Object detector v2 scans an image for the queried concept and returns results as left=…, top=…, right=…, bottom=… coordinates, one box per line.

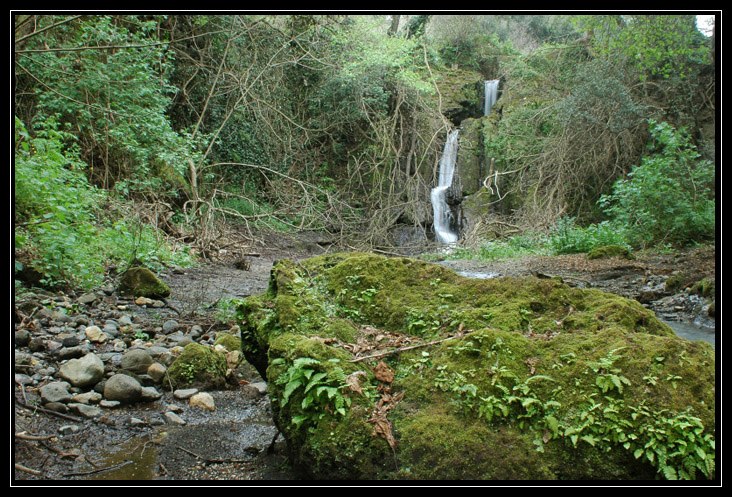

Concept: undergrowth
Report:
left=432, top=218, right=631, bottom=263
left=403, top=337, right=715, bottom=480
left=14, top=116, right=194, bottom=292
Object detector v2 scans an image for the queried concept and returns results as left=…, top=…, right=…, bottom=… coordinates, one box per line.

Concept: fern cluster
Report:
left=272, top=357, right=352, bottom=432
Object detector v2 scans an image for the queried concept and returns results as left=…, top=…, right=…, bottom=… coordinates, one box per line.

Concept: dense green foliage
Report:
left=14, top=116, right=192, bottom=290
left=15, top=15, right=196, bottom=194
left=478, top=14, right=714, bottom=231
left=573, top=15, right=710, bottom=81
left=598, top=119, right=715, bottom=247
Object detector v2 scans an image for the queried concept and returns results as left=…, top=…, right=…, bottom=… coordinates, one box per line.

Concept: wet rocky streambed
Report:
left=13, top=241, right=716, bottom=482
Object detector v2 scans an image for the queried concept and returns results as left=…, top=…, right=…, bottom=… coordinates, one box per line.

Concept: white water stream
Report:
left=484, top=80, right=499, bottom=116
left=431, top=129, right=460, bottom=244
left=431, top=81, right=500, bottom=244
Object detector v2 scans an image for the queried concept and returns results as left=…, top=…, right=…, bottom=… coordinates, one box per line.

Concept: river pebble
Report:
left=85, top=325, right=109, bottom=343
left=189, top=392, right=216, bottom=411
left=164, top=411, right=187, bottom=425
left=120, top=348, right=154, bottom=374
left=174, top=388, right=199, bottom=400
left=104, top=374, right=143, bottom=404
left=40, top=381, right=72, bottom=404
left=59, top=353, right=105, bottom=388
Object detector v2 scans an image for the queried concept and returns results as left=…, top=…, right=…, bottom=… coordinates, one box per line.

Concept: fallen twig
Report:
left=61, top=460, right=133, bottom=477
left=15, top=463, right=42, bottom=476
left=349, top=333, right=464, bottom=363
left=15, top=431, right=58, bottom=441
left=15, top=398, right=83, bottom=422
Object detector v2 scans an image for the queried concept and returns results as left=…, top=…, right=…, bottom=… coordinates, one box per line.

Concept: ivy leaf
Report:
left=695, top=447, right=707, bottom=460
left=581, top=435, right=597, bottom=447
left=545, top=415, right=559, bottom=435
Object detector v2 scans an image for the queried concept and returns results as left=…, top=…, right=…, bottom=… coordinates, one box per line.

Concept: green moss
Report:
left=434, top=67, right=485, bottom=123
left=323, top=318, right=359, bottom=343
left=165, top=343, right=228, bottom=390
left=117, top=267, right=171, bottom=299
left=214, top=332, right=241, bottom=352
left=393, top=406, right=556, bottom=480
left=296, top=404, right=394, bottom=479
left=274, top=295, right=303, bottom=329
left=564, top=288, right=673, bottom=336
left=393, top=326, right=714, bottom=480
left=237, top=253, right=716, bottom=480
left=690, top=277, right=715, bottom=298
left=586, top=244, right=634, bottom=260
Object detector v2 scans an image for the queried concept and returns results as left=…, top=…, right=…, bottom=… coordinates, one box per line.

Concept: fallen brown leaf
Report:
left=524, top=357, right=541, bottom=375
left=373, top=360, right=394, bottom=383
left=345, top=371, right=368, bottom=396
left=369, top=417, right=397, bottom=450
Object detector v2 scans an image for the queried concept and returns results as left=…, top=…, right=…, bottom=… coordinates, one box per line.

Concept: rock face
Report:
left=436, top=68, right=486, bottom=126
left=237, top=253, right=716, bottom=481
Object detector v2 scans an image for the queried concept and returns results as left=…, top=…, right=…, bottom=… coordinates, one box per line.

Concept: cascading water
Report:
left=431, top=129, right=460, bottom=244
left=431, top=81, right=499, bottom=244
left=484, top=80, right=499, bottom=116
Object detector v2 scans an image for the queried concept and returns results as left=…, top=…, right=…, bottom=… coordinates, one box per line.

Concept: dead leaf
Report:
left=345, top=371, right=367, bottom=396
left=524, top=357, right=541, bottom=375
left=369, top=417, right=397, bottom=450
left=373, top=361, right=394, bottom=383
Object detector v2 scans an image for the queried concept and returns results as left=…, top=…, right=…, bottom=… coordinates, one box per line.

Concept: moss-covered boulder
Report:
left=586, top=245, right=634, bottom=260
left=165, top=343, right=228, bottom=390
left=690, top=277, right=715, bottom=299
left=236, top=253, right=716, bottom=481
left=214, top=332, right=241, bottom=352
left=118, top=267, right=171, bottom=299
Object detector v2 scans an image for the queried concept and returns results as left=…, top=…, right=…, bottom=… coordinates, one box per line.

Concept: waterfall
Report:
left=431, top=82, right=498, bottom=244
left=431, top=129, right=459, bottom=244
left=484, top=80, right=499, bottom=116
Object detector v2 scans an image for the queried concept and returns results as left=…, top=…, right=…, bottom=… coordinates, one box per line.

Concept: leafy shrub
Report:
left=272, top=357, right=352, bottom=432
left=598, top=120, right=715, bottom=247
left=17, top=15, right=196, bottom=195
left=15, top=117, right=192, bottom=290
left=15, top=116, right=104, bottom=288
left=548, top=217, right=631, bottom=255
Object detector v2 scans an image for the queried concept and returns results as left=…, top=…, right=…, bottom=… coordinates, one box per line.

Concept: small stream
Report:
left=81, top=390, right=285, bottom=481
left=663, top=319, right=716, bottom=348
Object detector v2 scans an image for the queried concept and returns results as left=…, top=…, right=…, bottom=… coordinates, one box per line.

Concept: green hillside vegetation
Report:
left=14, top=13, right=715, bottom=295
